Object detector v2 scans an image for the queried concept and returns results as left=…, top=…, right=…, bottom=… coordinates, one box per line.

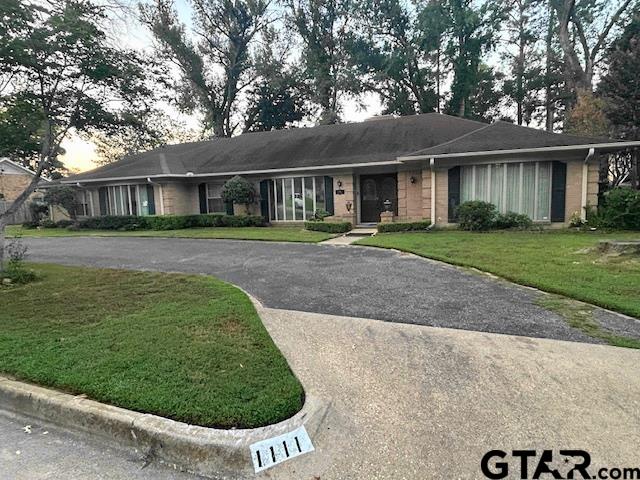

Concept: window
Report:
left=460, top=162, right=552, bottom=221
left=97, top=185, right=155, bottom=216
left=206, top=183, right=224, bottom=213
left=268, top=176, right=326, bottom=221
left=76, top=190, right=90, bottom=216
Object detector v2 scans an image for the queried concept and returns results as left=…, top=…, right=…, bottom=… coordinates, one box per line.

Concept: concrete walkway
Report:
left=256, top=305, right=640, bottom=479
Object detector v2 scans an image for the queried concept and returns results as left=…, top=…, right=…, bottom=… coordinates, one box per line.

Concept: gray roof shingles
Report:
left=405, top=120, right=611, bottom=157
left=66, top=113, right=486, bottom=181
left=66, top=114, right=617, bottom=182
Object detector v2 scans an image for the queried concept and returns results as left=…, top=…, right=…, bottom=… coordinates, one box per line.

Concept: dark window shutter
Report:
left=98, top=187, right=108, bottom=216
left=448, top=166, right=461, bottom=222
left=259, top=180, right=270, bottom=220
left=324, top=176, right=334, bottom=215
left=225, top=201, right=234, bottom=215
left=147, top=185, right=156, bottom=215
left=198, top=183, right=207, bottom=214
left=551, top=161, right=566, bottom=222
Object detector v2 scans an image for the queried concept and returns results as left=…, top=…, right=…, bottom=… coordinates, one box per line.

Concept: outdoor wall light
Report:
left=337, top=180, right=343, bottom=187
left=346, top=200, right=352, bottom=212
left=410, top=176, right=416, bottom=184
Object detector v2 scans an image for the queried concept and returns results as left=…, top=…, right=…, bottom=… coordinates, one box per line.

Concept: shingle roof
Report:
left=65, top=113, right=486, bottom=182
left=404, top=121, right=611, bottom=157
left=65, top=115, right=625, bottom=183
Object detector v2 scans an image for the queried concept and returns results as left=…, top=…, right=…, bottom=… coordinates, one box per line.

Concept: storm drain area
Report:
left=249, top=425, right=314, bottom=473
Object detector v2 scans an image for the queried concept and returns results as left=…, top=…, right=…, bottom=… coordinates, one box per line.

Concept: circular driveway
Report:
left=22, top=236, right=607, bottom=344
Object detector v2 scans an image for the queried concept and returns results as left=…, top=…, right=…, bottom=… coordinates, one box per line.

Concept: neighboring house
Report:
left=0, top=158, right=49, bottom=224
left=61, top=113, right=640, bottom=226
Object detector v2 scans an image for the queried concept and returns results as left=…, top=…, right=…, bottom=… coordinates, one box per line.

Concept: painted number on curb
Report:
left=250, top=425, right=314, bottom=473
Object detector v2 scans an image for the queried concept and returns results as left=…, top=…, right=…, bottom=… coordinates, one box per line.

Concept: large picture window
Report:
left=268, top=176, right=326, bottom=221
left=206, top=183, right=225, bottom=213
left=98, top=185, right=155, bottom=216
left=460, top=162, right=552, bottom=221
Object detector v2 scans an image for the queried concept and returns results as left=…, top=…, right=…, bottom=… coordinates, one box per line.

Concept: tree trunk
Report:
left=0, top=220, right=5, bottom=273
left=632, top=149, right=639, bottom=190
left=545, top=4, right=554, bottom=132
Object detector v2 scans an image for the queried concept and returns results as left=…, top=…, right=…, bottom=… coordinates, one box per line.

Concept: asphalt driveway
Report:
left=21, top=236, right=636, bottom=344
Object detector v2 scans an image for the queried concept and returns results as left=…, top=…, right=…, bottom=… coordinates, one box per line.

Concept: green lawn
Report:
left=5, top=225, right=332, bottom=242
left=357, top=230, right=640, bottom=319
left=0, top=264, right=304, bottom=428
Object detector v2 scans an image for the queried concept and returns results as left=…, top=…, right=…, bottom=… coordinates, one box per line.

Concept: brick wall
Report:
left=434, top=169, right=449, bottom=225
left=0, top=173, right=33, bottom=202
left=160, top=183, right=199, bottom=215
left=397, top=170, right=424, bottom=220
left=331, top=174, right=356, bottom=224
left=565, top=159, right=599, bottom=220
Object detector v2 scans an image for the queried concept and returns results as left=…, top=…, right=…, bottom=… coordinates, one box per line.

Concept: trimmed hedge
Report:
left=77, top=214, right=266, bottom=231
left=304, top=221, right=352, bottom=233
left=378, top=220, right=432, bottom=233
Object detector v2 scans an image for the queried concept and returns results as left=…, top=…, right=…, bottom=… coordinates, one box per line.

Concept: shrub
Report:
left=40, top=219, right=56, bottom=228
left=591, top=187, right=640, bottom=230
left=569, top=211, right=586, bottom=228
left=79, top=215, right=149, bottom=231
left=222, top=176, right=256, bottom=209
left=308, top=209, right=332, bottom=221
left=55, top=219, right=75, bottom=228
left=1, top=237, right=37, bottom=285
left=29, top=202, right=49, bottom=223
left=494, top=212, right=533, bottom=230
left=304, top=221, right=352, bottom=233
left=21, top=221, right=39, bottom=229
left=76, top=214, right=265, bottom=231
left=457, top=201, right=497, bottom=231
left=43, top=186, right=81, bottom=219
left=378, top=220, right=432, bottom=233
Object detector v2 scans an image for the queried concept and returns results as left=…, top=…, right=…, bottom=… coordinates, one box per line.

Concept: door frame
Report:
left=356, top=172, right=398, bottom=224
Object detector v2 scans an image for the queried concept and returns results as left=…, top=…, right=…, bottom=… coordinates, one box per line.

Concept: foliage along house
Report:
left=60, top=113, right=640, bottom=227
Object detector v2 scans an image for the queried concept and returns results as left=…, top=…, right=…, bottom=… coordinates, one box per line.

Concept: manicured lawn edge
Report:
left=0, top=264, right=305, bottom=429
left=5, top=225, right=334, bottom=243
left=356, top=231, right=640, bottom=320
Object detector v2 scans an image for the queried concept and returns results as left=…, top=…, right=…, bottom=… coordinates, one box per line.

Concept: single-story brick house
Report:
left=60, top=113, right=639, bottom=226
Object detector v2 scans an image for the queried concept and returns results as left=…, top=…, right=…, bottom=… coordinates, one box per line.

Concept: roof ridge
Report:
left=416, top=121, right=493, bottom=154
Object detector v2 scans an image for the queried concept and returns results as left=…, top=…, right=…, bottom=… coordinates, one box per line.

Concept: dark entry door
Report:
left=360, top=174, right=397, bottom=223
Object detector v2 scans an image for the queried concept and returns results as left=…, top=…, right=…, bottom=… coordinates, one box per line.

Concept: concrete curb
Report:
left=0, top=376, right=327, bottom=479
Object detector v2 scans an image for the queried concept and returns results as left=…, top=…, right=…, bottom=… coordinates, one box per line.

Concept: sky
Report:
left=60, top=0, right=383, bottom=173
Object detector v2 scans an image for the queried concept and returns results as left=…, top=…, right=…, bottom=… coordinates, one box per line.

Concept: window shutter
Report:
left=147, top=185, right=156, bottom=215
left=550, top=161, right=566, bottom=222
left=259, top=180, right=270, bottom=220
left=98, top=187, right=108, bottom=216
left=198, top=183, right=207, bottom=214
left=225, top=201, right=234, bottom=215
left=324, top=176, right=334, bottom=215
left=448, top=166, right=461, bottom=222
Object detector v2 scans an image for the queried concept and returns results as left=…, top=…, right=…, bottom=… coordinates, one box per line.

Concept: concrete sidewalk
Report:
left=255, top=305, right=640, bottom=479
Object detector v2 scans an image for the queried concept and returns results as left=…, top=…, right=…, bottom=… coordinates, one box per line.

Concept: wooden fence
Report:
left=0, top=200, right=32, bottom=225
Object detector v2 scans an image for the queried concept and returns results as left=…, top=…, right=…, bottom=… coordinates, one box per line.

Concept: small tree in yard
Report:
left=0, top=0, right=153, bottom=271
left=43, top=186, right=80, bottom=221
left=221, top=176, right=256, bottom=214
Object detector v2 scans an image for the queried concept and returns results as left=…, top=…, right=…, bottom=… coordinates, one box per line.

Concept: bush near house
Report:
left=494, top=212, right=533, bottom=230
left=304, top=221, right=352, bottom=233
left=26, top=214, right=267, bottom=231
left=457, top=201, right=498, bottom=231
left=456, top=201, right=534, bottom=231
left=378, top=220, right=432, bottom=233
left=588, top=187, right=640, bottom=230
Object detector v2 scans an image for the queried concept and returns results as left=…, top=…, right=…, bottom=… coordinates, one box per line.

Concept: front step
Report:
left=346, top=228, right=377, bottom=237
